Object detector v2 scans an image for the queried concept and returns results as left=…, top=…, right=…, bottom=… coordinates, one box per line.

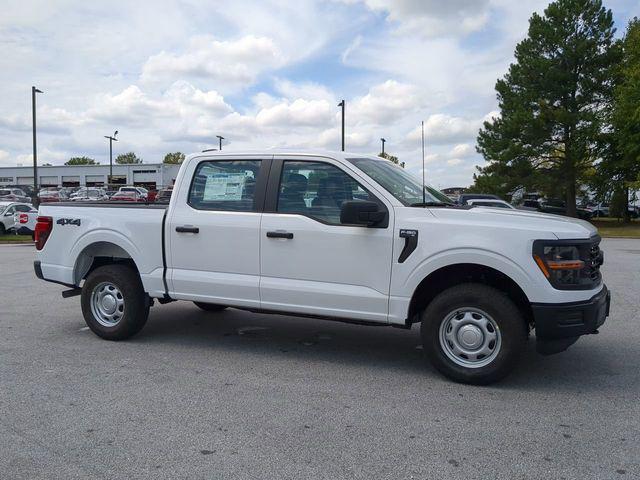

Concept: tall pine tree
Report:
left=476, top=0, right=619, bottom=216
left=601, top=18, right=640, bottom=221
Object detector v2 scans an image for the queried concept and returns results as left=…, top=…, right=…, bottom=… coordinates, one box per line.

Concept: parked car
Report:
left=0, top=202, right=36, bottom=234
left=0, top=188, right=31, bottom=203
left=467, top=199, right=516, bottom=209
left=457, top=193, right=500, bottom=205
left=118, top=186, right=148, bottom=199
left=13, top=209, right=38, bottom=236
left=38, top=189, right=63, bottom=203
left=146, top=190, right=158, bottom=203
left=34, top=150, right=610, bottom=385
left=540, top=199, right=593, bottom=220
left=518, top=198, right=592, bottom=220
left=70, top=188, right=108, bottom=202
left=109, top=191, right=145, bottom=202
left=155, top=187, right=173, bottom=203
left=6, top=184, right=36, bottom=198
left=587, top=203, right=610, bottom=217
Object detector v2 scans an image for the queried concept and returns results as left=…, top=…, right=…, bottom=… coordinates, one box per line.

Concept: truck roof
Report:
left=188, top=149, right=380, bottom=161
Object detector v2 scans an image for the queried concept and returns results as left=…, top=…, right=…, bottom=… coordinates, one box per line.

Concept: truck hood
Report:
left=427, top=206, right=597, bottom=240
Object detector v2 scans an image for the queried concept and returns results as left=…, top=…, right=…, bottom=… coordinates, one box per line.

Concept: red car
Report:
left=38, top=191, right=62, bottom=202
left=109, top=191, right=145, bottom=202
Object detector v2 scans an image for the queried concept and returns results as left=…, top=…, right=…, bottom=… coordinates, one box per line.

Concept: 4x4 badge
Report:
left=56, top=218, right=81, bottom=226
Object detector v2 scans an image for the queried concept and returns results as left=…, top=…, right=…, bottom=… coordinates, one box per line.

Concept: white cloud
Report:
left=141, top=35, right=285, bottom=91
left=406, top=114, right=481, bottom=146
left=449, top=143, right=474, bottom=157
left=0, top=150, right=12, bottom=167
left=1, top=0, right=636, bottom=191
left=350, top=80, right=422, bottom=125
left=256, top=98, right=335, bottom=129
left=346, top=0, right=491, bottom=37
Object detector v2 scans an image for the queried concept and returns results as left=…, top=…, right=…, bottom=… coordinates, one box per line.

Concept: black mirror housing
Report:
left=340, top=200, right=387, bottom=227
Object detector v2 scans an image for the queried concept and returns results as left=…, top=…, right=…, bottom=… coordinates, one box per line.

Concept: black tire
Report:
left=421, top=283, right=527, bottom=385
left=81, top=264, right=149, bottom=340
left=193, top=302, right=227, bottom=312
left=0, top=223, right=5, bottom=235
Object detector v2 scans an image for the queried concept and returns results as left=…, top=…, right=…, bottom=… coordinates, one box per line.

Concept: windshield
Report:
left=347, top=157, right=453, bottom=206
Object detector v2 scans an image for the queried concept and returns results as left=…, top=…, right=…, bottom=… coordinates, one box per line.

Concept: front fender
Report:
left=402, top=247, right=542, bottom=301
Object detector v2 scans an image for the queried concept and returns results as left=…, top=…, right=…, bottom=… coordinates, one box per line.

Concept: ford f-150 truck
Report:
left=34, top=150, right=610, bottom=384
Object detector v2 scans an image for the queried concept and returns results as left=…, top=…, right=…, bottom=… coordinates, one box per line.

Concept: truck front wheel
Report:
left=81, top=264, right=149, bottom=340
left=421, top=283, right=527, bottom=385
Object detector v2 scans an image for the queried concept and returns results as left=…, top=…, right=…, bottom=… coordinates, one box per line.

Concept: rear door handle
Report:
left=176, top=226, right=199, bottom=233
left=266, top=231, right=294, bottom=239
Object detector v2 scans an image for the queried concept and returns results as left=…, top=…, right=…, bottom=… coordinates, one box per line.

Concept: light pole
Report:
left=217, top=135, right=224, bottom=151
left=32, top=86, right=43, bottom=196
left=104, top=130, right=118, bottom=184
left=338, top=100, right=345, bottom=151
left=380, top=138, right=386, bottom=155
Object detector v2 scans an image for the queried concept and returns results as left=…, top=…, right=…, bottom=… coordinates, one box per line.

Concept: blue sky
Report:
left=0, top=0, right=638, bottom=187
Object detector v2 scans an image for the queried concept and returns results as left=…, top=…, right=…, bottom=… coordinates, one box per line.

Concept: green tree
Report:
left=115, top=152, right=142, bottom=164
left=65, top=156, right=98, bottom=165
left=163, top=152, right=185, bottom=164
left=476, top=0, right=620, bottom=216
left=598, top=18, right=640, bottom=222
left=378, top=151, right=405, bottom=168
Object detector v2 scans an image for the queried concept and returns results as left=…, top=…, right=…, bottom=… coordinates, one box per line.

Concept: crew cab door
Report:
left=166, top=155, right=271, bottom=308
left=259, top=156, right=394, bottom=322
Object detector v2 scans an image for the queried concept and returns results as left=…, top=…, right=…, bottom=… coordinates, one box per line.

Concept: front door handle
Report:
left=176, top=226, right=199, bottom=233
left=266, top=231, right=294, bottom=239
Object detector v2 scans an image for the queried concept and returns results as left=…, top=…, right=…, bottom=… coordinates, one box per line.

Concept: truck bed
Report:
left=36, top=202, right=168, bottom=297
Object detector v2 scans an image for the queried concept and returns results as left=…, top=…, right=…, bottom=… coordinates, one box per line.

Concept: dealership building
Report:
left=0, top=163, right=180, bottom=190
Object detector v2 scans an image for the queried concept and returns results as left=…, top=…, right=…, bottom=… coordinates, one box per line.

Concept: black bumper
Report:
left=532, top=285, right=610, bottom=355
left=34, top=260, right=44, bottom=280
left=16, top=226, right=34, bottom=236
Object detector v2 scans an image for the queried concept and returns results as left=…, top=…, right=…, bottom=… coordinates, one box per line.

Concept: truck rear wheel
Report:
left=193, top=302, right=227, bottom=312
left=81, top=264, right=149, bottom=340
left=421, top=283, right=526, bottom=385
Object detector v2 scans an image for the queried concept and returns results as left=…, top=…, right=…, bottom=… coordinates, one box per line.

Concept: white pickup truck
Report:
left=34, top=150, right=610, bottom=384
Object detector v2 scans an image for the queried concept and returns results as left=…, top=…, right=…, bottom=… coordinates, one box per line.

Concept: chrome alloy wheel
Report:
left=438, top=308, right=502, bottom=368
left=90, top=282, right=125, bottom=327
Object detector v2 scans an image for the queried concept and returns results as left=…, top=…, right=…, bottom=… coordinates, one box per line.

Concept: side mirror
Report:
left=340, top=200, right=387, bottom=227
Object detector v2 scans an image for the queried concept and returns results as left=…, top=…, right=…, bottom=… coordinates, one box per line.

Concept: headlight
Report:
left=533, top=242, right=589, bottom=288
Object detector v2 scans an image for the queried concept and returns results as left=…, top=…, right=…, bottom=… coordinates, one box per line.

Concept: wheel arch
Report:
left=73, top=241, right=140, bottom=285
left=407, top=263, right=533, bottom=328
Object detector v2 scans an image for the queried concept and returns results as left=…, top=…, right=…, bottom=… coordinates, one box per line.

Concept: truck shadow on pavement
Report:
left=115, top=302, right=626, bottom=392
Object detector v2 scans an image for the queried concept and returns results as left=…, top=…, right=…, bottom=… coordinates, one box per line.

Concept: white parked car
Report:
left=0, top=202, right=36, bottom=234
left=0, top=188, right=31, bottom=203
left=467, top=199, right=516, bottom=209
left=118, top=186, right=148, bottom=199
left=70, top=188, right=108, bottom=202
left=13, top=209, right=38, bottom=236
left=33, top=150, right=609, bottom=384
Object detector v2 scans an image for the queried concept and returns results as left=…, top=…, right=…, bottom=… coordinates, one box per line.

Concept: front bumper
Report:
left=532, top=285, right=610, bottom=355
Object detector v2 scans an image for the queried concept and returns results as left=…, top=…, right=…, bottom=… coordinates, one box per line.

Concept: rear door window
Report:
left=188, top=160, right=261, bottom=212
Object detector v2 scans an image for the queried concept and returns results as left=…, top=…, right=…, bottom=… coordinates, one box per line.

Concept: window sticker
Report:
left=203, top=173, right=246, bottom=201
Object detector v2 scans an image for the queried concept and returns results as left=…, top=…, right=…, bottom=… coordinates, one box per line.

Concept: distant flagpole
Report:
left=421, top=120, right=426, bottom=205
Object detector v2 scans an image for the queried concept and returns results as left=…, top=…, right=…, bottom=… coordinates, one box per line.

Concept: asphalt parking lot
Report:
left=1, top=239, right=639, bottom=479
